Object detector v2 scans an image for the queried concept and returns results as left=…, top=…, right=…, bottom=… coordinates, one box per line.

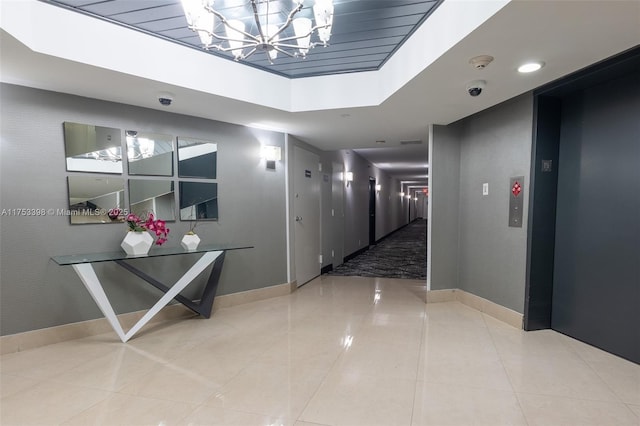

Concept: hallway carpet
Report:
left=327, top=219, right=427, bottom=280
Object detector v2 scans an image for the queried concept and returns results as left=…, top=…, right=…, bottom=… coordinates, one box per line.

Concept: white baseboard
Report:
left=1, top=282, right=294, bottom=355
left=427, top=288, right=523, bottom=329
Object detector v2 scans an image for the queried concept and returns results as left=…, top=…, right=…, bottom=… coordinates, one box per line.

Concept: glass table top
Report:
left=51, top=244, right=253, bottom=265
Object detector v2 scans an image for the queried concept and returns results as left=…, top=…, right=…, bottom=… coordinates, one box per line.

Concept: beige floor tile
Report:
left=257, top=331, right=347, bottom=372
left=417, top=322, right=513, bottom=391
left=0, top=380, right=110, bottom=425
left=412, top=381, right=528, bottom=426
left=47, top=344, right=165, bottom=392
left=586, top=357, right=640, bottom=405
left=118, top=364, right=222, bottom=405
left=562, top=337, right=640, bottom=405
left=60, top=392, right=196, bottom=425
left=333, top=332, right=422, bottom=381
left=501, top=351, right=620, bottom=402
left=0, top=374, right=41, bottom=399
left=181, top=405, right=294, bottom=426
left=2, top=277, right=637, bottom=426
left=518, top=393, right=640, bottom=426
left=0, top=339, right=117, bottom=380
left=424, top=302, right=487, bottom=328
left=203, top=361, right=328, bottom=419
left=300, top=370, right=415, bottom=426
left=627, top=404, right=640, bottom=419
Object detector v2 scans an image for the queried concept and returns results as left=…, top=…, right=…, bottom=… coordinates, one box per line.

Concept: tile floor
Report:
left=1, top=276, right=639, bottom=425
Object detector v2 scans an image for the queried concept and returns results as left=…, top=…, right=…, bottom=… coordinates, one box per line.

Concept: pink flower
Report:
left=125, top=211, right=170, bottom=245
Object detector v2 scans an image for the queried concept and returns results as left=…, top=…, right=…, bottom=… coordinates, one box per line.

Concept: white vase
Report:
left=181, top=233, right=201, bottom=251
left=121, top=231, right=153, bottom=256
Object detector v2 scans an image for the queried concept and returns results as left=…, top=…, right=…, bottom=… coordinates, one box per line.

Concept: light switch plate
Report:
left=482, top=183, right=489, bottom=196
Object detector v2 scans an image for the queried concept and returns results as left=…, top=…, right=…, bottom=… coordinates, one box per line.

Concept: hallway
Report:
left=327, top=219, right=427, bottom=280
left=2, top=275, right=638, bottom=425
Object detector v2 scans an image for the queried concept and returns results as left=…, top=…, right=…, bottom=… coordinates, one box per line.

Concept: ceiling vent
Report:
left=400, top=140, right=423, bottom=145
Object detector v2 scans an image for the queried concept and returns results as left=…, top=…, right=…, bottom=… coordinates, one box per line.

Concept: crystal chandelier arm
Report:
left=271, top=45, right=299, bottom=59
left=250, top=0, right=267, bottom=43
left=272, top=42, right=309, bottom=50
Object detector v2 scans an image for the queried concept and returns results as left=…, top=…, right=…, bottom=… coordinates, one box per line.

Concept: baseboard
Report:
left=426, top=288, right=523, bottom=329
left=0, top=281, right=295, bottom=355
left=426, top=289, right=457, bottom=303
left=212, top=282, right=292, bottom=310
left=344, top=246, right=369, bottom=262
left=321, top=264, right=333, bottom=274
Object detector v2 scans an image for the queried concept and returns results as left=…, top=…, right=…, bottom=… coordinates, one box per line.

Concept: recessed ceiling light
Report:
left=376, top=140, right=386, bottom=144
left=518, top=61, right=544, bottom=73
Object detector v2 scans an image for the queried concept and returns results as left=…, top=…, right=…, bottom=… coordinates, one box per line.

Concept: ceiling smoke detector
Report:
left=469, top=55, right=494, bottom=70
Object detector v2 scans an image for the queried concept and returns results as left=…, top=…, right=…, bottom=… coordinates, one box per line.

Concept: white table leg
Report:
left=123, top=251, right=222, bottom=341
left=72, top=251, right=223, bottom=343
left=73, top=263, right=127, bottom=342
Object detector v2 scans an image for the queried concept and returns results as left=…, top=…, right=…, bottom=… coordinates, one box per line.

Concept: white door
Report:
left=293, top=146, right=320, bottom=287
left=331, top=162, right=345, bottom=267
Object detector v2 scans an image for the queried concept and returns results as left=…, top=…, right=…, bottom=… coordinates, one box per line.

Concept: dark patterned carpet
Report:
left=327, top=219, right=427, bottom=279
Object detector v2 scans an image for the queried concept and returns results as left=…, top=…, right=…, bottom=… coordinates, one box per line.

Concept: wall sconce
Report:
left=375, top=184, right=381, bottom=193
left=405, top=194, right=411, bottom=199
left=400, top=191, right=405, bottom=197
left=260, top=145, right=281, bottom=170
left=345, top=171, right=354, bottom=186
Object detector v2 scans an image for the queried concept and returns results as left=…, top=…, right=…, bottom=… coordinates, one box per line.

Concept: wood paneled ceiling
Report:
left=43, top=0, right=442, bottom=78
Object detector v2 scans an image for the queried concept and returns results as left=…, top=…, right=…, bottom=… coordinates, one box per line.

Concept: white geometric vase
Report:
left=121, top=231, right=153, bottom=256
left=181, top=233, right=201, bottom=251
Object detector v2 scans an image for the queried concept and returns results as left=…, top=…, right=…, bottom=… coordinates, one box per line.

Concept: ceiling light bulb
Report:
left=226, top=20, right=246, bottom=59
left=518, top=62, right=544, bottom=73
left=293, top=17, right=312, bottom=55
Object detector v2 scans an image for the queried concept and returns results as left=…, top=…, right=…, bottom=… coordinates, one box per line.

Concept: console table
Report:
left=52, top=244, right=252, bottom=342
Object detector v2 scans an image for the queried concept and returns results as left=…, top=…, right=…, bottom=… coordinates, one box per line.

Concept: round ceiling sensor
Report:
left=469, top=55, right=494, bottom=70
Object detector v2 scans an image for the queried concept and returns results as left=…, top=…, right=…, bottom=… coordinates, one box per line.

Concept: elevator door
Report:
left=552, top=72, right=640, bottom=363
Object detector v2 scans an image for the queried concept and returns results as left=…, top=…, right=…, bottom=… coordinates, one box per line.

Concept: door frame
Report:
left=368, top=177, right=376, bottom=246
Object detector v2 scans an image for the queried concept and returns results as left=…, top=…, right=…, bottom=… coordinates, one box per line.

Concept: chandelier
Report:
left=181, top=0, right=335, bottom=63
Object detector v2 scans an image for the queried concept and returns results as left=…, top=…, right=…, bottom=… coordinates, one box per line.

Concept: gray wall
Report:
left=321, top=150, right=407, bottom=261
left=430, top=124, right=461, bottom=290
left=429, top=94, right=533, bottom=312
left=0, top=83, right=287, bottom=336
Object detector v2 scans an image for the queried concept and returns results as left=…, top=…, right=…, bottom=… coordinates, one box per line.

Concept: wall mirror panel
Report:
left=126, top=131, right=174, bottom=176
left=179, top=182, right=218, bottom=221
left=64, top=122, right=123, bottom=174
left=67, top=176, right=125, bottom=224
left=177, top=137, right=217, bottom=179
left=129, top=179, right=176, bottom=222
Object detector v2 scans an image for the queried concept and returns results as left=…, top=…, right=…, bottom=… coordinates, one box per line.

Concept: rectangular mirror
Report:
left=126, top=130, right=174, bottom=176
left=64, top=122, right=123, bottom=174
left=129, top=179, right=176, bottom=222
left=67, top=176, right=125, bottom=224
left=179, top=181, right=218, bottom=221
left=177, top=137, right=217, bottom=179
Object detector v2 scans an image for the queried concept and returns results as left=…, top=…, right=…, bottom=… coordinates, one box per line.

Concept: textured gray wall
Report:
left=456, top=94, right=533, bottom=313
left=0, top=83, right=287, bottom=336
left=430, top=124, right=461, bottom=290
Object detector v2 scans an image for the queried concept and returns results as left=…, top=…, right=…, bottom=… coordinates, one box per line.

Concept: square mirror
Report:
left=177, top=137, right=217, bottom=179
left=126, top=130, right=174, bottom=176
left=64, top=122, right=123, bottom=174
left=67, top=176, right=125, bottom=224
left=179, top=181, right=218, bottom=221
left=128, top=179, right=176, bottom=222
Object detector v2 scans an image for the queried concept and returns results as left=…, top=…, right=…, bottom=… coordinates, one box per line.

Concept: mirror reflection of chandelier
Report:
left=181, top=0, right=335, bottom=63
